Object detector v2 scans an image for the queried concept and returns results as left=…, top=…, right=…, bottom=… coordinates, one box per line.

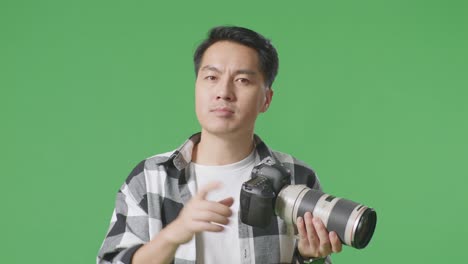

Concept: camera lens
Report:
left=353, top=208, right=377, bottom=249
left=276, top=185, right=377, bottom=249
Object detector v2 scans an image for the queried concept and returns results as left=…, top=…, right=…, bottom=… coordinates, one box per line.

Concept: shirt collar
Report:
left=169, top=132, right=276, bottom=171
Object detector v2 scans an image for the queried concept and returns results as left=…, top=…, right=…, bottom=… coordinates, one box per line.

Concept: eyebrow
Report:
left=200, top=65, right=257, bottom=76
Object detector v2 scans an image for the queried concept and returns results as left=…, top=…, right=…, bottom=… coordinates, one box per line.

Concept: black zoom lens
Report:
left=353, top=208, right=377, bottom=249
left=275, top=185, right=377, bottom=249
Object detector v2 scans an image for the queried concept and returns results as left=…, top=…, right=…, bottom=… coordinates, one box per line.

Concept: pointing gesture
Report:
left=164, top=181, right=234, bottom=245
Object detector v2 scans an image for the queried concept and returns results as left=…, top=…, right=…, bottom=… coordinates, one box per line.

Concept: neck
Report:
left=192, top=131, right=254, bottom=165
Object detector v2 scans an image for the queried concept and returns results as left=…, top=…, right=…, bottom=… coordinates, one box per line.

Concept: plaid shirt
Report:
left=97, top=133, right=332, bottom=264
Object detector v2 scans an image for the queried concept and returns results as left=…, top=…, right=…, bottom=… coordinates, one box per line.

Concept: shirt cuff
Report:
left=294, top=246, right=326, bottom=264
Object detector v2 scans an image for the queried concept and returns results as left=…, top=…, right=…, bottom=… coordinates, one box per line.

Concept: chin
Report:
left=202, top=124, right=255, bottom=139
left=203, top=126, right=237, bottom=136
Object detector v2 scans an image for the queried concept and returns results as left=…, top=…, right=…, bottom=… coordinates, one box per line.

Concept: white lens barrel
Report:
left=275, top=184, right=309, bottom=226
left=275, top=185, right=375, bottom=248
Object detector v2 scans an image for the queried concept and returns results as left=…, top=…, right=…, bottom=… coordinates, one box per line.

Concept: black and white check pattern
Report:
left=97, top=133, right=332, bottom=264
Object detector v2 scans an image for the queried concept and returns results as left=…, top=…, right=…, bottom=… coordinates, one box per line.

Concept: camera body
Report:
left=240, top=158, right=290, bottom=227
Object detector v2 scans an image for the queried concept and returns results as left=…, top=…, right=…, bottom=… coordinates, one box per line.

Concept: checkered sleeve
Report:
left=97, top=160, right=150, bottom=264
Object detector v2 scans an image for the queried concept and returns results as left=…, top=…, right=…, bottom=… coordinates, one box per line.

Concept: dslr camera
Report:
left=240, top=158, right=377, bottom=249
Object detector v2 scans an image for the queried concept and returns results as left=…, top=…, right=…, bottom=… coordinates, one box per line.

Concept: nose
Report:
left=215, top=78, right=235, bottom=101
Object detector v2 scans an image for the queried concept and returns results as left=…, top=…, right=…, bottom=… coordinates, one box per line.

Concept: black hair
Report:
left=193, top=26, right=279, bottom=89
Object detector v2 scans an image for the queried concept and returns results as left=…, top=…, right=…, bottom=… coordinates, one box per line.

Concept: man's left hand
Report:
left=296, top=211, right=343, bottom=258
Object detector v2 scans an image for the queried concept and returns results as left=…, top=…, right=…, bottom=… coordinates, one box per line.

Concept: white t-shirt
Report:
left=189, top=150, right=258, bottom=264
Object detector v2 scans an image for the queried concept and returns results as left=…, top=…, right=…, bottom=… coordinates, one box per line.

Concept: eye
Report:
left=204, top=75, right=217, bottom=81
left=237, top=78, right=250, bottom=85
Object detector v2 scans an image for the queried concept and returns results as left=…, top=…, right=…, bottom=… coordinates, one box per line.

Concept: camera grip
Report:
left=240, top=176, right=275, bottom=227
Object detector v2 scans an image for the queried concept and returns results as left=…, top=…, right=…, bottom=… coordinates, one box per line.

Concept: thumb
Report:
left=218, top=197, right=234, bottom=207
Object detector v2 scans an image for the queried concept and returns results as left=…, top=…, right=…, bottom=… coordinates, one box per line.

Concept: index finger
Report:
left=196, top=181, right=222, bottom=199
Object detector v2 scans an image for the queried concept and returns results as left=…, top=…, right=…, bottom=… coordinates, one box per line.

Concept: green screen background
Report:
left=2, top=0, right=467, bottom=263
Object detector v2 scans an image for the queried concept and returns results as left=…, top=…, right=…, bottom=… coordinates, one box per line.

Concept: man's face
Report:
left=195, top=41, right=273, bottom=138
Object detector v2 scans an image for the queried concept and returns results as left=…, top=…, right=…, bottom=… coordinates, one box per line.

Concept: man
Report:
left=97, top=26, right=342, bottom=264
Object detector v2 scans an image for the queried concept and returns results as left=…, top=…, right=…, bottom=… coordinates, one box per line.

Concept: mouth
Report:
left=210, top=106, right=235, bottom=116
left=211, top=104, right=234, bottom=112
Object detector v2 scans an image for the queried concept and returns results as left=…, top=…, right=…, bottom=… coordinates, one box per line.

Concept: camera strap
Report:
left=253, top=135, right=283, bottom=167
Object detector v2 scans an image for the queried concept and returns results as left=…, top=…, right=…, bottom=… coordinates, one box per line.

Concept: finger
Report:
left=192, top=210, right=230, bottom=225
left=192, top=221, right=224, bottom=233
left=218, top=197, right=234, bottom=207
left=304, top=212, right=319, bottom=245
left=198, top=200, right=233, bottom=217
left=296, top=216, right=308, bottom=242
left=313, top=217, right=332, bottom=254
left=330, top=231, right=343, bottom=253
left=196, top=181, right=222, bottom=199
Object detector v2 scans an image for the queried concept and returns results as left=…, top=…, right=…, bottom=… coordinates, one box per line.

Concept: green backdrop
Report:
left=2, top=0, right=467, bottom=263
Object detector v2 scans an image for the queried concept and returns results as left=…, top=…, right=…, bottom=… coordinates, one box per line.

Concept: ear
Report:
left=260, top=88, right=274, bottom=113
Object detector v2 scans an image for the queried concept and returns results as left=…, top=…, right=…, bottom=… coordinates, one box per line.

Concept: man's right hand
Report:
left=133, top=182, right=234, bottom=264
left=163, top=181, right=234, bottom=245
